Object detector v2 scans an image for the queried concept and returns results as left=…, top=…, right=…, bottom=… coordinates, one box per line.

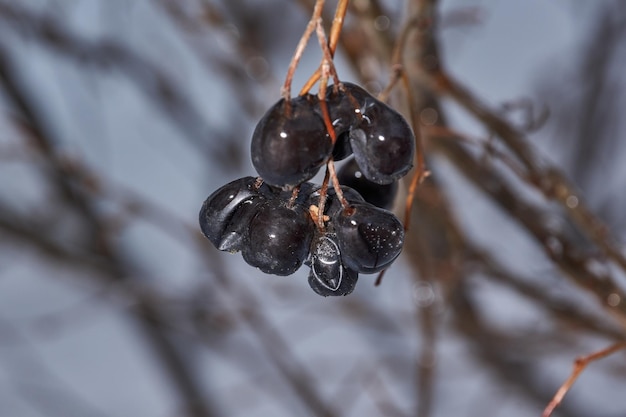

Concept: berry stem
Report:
left=317, top=85, right=336, bottom=144
left=299, top=0, right=349, bottom=95
left=316, top=168, right=331, bottom=230
left=281, top=0, right=325, bottom=100
left=315, top=18, right=342, bottom=95
left=326, top=158, right=349, bottom=209
left=312, top=18, right=349, bottom=211
left=288, top=184, right=300, bottom=208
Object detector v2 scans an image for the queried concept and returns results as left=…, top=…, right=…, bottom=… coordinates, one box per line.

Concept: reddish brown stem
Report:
left=282, top=0, right=325, bottom=99
left=316, top=168, right=331, bottom=230
left=542, top=342, right=626, bottom=417
left=326, top=158, right=348, bottom=208
left=299, top=0, right=349, bottom=95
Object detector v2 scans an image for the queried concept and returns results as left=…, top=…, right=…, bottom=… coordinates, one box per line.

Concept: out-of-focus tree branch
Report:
left=0, top=31, right=220, bottom=417
left=0, top=1, right=234, bottom=166
left=1, top=1, right=625, bottom=416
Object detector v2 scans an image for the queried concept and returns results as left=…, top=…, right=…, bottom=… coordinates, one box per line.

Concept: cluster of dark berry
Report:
left=199, top=83, right=415, bottom=296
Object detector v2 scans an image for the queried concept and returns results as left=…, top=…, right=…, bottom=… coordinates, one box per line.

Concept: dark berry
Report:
left=199, top=177, right=271, bottom=252
left=325, top=82, right=373, bottom=161
left=332, top=132, right=352, bottom=161
left=242, top=199, right=315, bottom=276
left=335, top=202, right=404, bottom=273
left=306, top=232, right=358, bottom=296
left=251, top=95, right=333, bottom=188
left=308, top=267, right=358, bottom=297
left=216, top=201, right=261, bottom=252
left=337, top=157, right=398, bottom=210
left=325, top=83, right=372, bottom=134
left=349, top=99, right=415, bottom=184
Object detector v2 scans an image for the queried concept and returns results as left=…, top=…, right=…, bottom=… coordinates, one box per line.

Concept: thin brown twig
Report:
left=0, top=40, right=218, bottom=417
left=317, top=168, right=331, bottom=229
left=315, top=17, right=342, bottom=97
left=432, top=69, right=626, bottom=277
left=377, top=12, right=429, bottom=231
left=299, top=0, right=350, bottom=95
left=313, top=14, right=347, bottom=215
left=432, top=134, right=626, bottom=324
left=542, top=342, right=626, bottom=417
left=327, top=158, right=348, bottom=208
left=375, top=15, right=429, bottom=286
left=282, top=0, right=325, bottom=99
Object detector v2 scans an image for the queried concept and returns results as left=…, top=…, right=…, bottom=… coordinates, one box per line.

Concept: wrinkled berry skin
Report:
left=251, top=95, right=333, bottom=189
left=325, top=83, right=372, bottom=132
left=325, top=83, right=373, bottom=161
left=337, top=157, right=398, bottom=210
left=349, top=98, right=415, bottom=185
left=199, top=177, right=270, bottom=252
left=335, top=202, right=404, bottom=273
left=200, top=80, right=411, bottom=294
left=325, top=82, right=415, bottom=184
left=306, top=232, right=359, bottom=297
left=242, top=200, right=315, bottom=276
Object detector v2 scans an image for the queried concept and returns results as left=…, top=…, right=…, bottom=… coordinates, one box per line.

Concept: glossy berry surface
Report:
left=199, top=80, right=411, bottom=295
left=335, top=202, right=404, bottom=273
left=349, top=99, right=415, bottom=184
left=325, top=83, right=371, bottom=132
left=199, top=177, right=270, bottom=252
left=251, top=95, right=332, bottom=188
left=242, top=200, right=314, bottom=276
left=306, top=232, right=358, bottom=297
left=332, top=132, right=352, bottom=161
left=325, top=82, right=373, bottom=161
left=337, top=157, right=398, bottom=210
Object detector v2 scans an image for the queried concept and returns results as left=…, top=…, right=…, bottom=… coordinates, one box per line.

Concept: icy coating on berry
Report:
left=335, top=202, right=404, bottom=273
left=310, top=235, right=343, bottom=290
left=251, top=95, right=333, bottom=188
left=307, top=232, right=358, bottom=296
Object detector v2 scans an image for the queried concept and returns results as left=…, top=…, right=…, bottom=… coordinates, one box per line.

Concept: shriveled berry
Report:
left=325, top=82, right=372, bottom=133
left=306, top=232, right=358, bottom=296
left=216, top=201, right=261, bottom=252
left=349, top=99, right=414, bottom=184
left=325, top=82, right=373, bottom=161
left=251, top=95, right=332, bottom=188
left=242, top=200, right=314, bottom=276
left=335, top=202, right=404, bottom=273
left=199, top=177, right=271, bottom=252
left=337, top=157, right=398, bottom=210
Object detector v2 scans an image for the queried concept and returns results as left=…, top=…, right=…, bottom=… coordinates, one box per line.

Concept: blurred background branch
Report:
left=0, top=1, right=625, bottom=417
